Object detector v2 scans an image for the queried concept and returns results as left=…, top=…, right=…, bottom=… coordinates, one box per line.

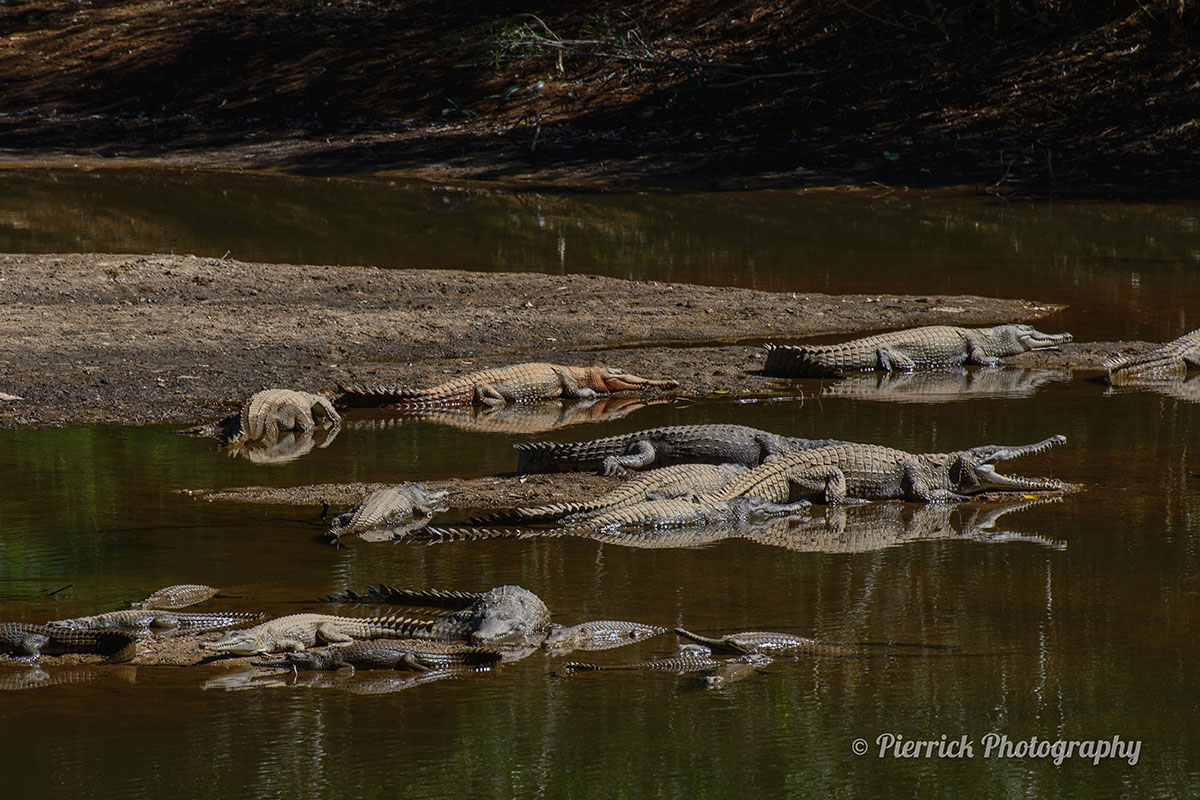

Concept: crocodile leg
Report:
left=602, top=441, right=658, bottom=476
left=553, top=367, right=598, bottom=400
left=474, top=384, right=510, bottom=408
left=876, top=347, right=917, bottom=371
left=314, top=623, right=356, bottom=645
left=786, top=466, right=848, bottom=504
left=903, top=458, right=969, bottom=502
left=967, top=345, right=1004, bottom=367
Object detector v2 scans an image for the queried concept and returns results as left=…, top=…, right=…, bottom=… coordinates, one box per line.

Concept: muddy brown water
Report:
left=2, top=171, right=1200, bottom=798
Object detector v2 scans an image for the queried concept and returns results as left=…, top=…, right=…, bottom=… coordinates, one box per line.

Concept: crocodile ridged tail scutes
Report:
left=1104, top=328, right=1200, bottom=384
left=335, top=363, right=677, bottom=409
left=323, top=586, right=484, bottom=608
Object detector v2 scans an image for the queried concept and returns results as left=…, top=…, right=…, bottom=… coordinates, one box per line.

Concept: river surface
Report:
left=2, top=171, right=1199, bottom=799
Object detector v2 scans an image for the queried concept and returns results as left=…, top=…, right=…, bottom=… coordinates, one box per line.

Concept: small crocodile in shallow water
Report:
left=326, top=484, right=449, bottom=542
left=336, top=363, right=678, bottom=409
left=323, top=585, right=554, bottom=648
left=558, top=644, right=773, bottom=688
left=763, top=323, right=1072, bottom=377
left=47, top=609, right=263, bottom=635
left=516, top=423, right=852, bottom=476
left=200, top=613, right=417, bottom=656
left=0, top=623, right=135, bottom=660
left=542, top=620, right=670, bottom=653
left=1104, top=327, right=1200, bottom=384
left=196, top=388, right=339, bottom=445
left=674, top=628, right=859, bottom=657
left=253, top=640, right=507, bottom=672
left=694, top=436, right=1067, bottom=505
left=478, top=463, right=749, bottom=524
left=131, top=584, right=220, bottom=610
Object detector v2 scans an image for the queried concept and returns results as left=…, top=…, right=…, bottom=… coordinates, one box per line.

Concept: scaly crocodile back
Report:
left=765, top=327, right=973, bottom=376
left=336, top=363, right=581, bottom=408
left=329, top=485, right=449, bottom=535
left=131, top=584, right=220, bottom=610
left=323, top=586, right=483, bottom=608
left=237, top=389, right=340, bottom=443
left=674, top=627, right=857, bottom=656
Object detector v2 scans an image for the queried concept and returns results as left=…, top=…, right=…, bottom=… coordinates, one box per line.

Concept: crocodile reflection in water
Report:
left=819, top=368, right=1068, bottom=403
left=342, top=394, right=674, bottom=436
left=225, top=425, right=340, bottom=464
left=1101, top=373, right=1200, bottom=403
left=410, top=497, right=1064, bottom=553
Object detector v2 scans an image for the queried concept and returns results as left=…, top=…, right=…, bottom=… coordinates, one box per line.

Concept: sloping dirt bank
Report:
left=0, top=252, right=1093, bottom=429
left=0, top=1, right=1196, bottom=196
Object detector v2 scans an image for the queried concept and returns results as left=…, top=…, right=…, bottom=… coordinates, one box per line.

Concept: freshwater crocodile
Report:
left=1104, top=327, right=1200, bottom=384
left=336, top=363, right=678, bottom=409
left=696, top=436, right=1067, bottom=504
left=479, top=463, right=749, bottom=524
left=327, top=485, right=449, bottom=542
left=542, top=621, right=670, bottom=653
left=0, top=623, right=135, bottom=659
left=47, top=609, right=263, bottom=635
left=515, top=424, right=852, bottom=476
left=131, top=584, right=220, bottom=610
left=235, top=388, right=341, bottom=444
left=559, top=645, right=772, bottom=688
left=322, top=585, right=554, bottom=647
left=674, top=628, right=859, bottom=657
left=763, top=324, right=1072, bottom=377
left=253, top=640, right=506, bottom=672
left=200, top=613, right=416, bottom=656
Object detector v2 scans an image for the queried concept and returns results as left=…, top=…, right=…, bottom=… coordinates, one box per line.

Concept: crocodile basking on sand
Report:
left=1104, top=327, right=1200, bottom=384
left=0, top=623, right=136, bottom=660
left=327, top=484, right=449, bottom=542
left=199, top=613, right=417, bottom=655
left=336, top=363, right=678, bottom=409
left=695, top=436, right=1067, bottom=504
left=764, top=324, right=1073, bottom=377
left=516, top=424, right=852, bottom=476
left=323, top=585, right=554, bottom=647
left=47, top=609, right=263, bottom=635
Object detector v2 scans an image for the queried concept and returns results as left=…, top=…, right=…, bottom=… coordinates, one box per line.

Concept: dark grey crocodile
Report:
left=696, top=436, right=1067, bottom=504
left=327, top=485, right=449, bottom=542
left=1104, top=327, right=1200, bottom=384
left=764, top=323, right=1072, bottom=377
left=0, top=623, right=135, bottom=660
left=131, top=584, right=220, bottom=610
left=253, top=640, right=506, bottom=672
left=47, top=609, right=263, bottom=635
left=479, top=463, right=749, bottom=524
left=516, top=424, right=853, bottom=476
left=674, top=628, right=858, bottom=657
left=323, top=585, right=553, bottom=648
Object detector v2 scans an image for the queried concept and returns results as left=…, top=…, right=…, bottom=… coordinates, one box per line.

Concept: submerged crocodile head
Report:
left=949, top=434, right=1067, bottom=493
left=585, top=367, right=680, bottom=393
left=991, top=324, right=1073, bottom=353
left=468, top=585, right=553, bottom=646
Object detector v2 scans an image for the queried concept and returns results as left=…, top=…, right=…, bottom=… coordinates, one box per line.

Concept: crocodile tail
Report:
left=405, top=526, right=557, bottom=543
left=1103, top=349, right=1187, bottom=384
left=763, top=344, right=836, bottom=378
left=333, top=384, right=439, bottom=409
left=103, top=634, right=140, bottom=664
left=556, top=661, right=603, bottom=673
left=325, top=585, right=483, bottom=607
